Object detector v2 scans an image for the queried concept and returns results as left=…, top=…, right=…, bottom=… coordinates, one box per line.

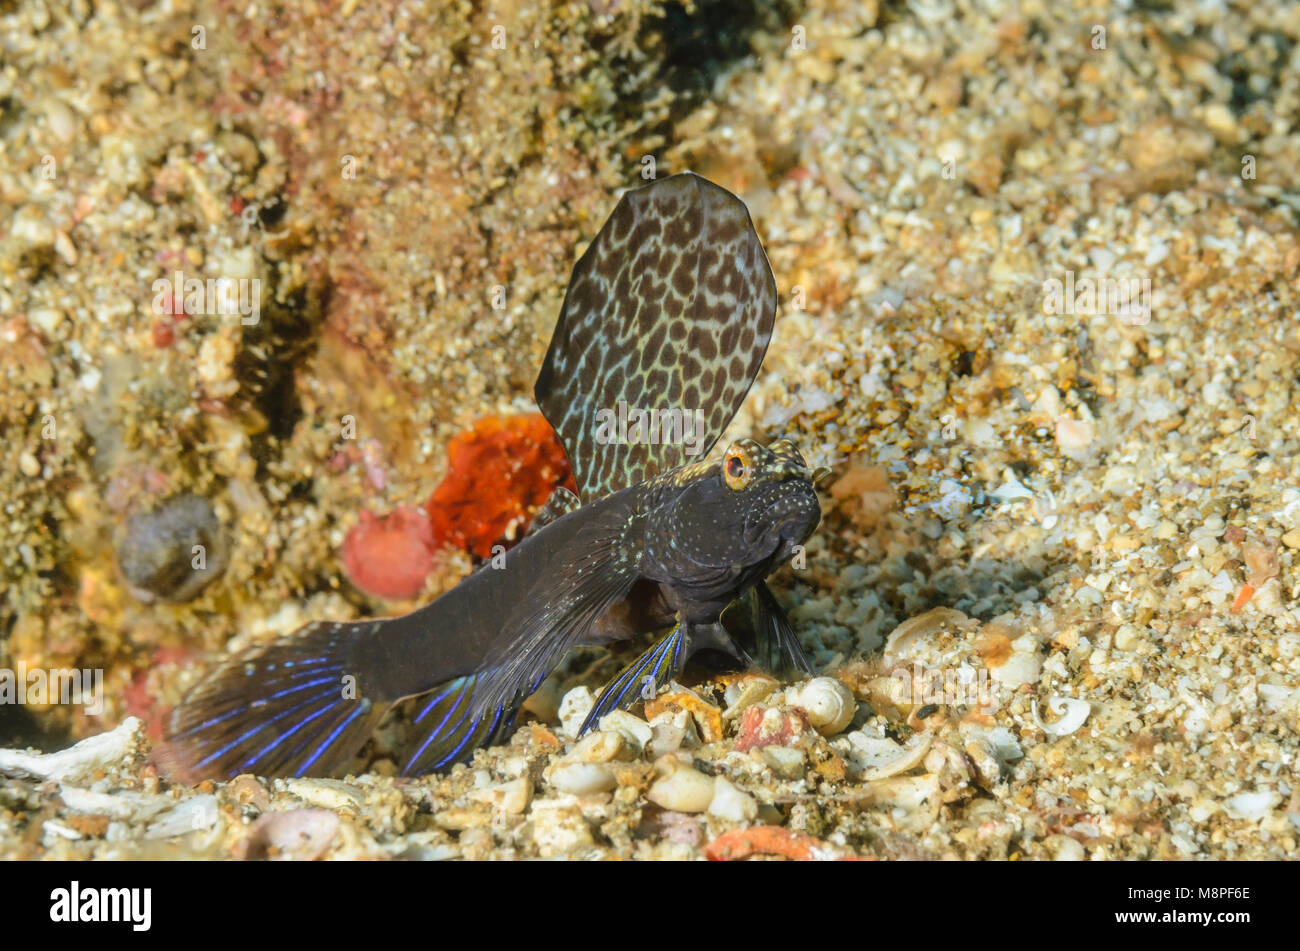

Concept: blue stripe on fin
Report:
left=402, top=674, right=517, bottom=776
left=158, top=623, right=387, bottom=783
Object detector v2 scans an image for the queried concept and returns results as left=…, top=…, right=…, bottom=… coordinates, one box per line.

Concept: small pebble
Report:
left=1114, top=624, right=1143, bottom=652
left=116, top=494, right=226, bottom=602
left=646, top=757, right=715, bottom=813
left=706, top=776, right=757, bottom=823
left=549, top=762, right=616, bottom=796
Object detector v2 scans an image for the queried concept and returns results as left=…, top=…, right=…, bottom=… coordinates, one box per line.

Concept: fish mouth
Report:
left=744, top=480, right=821, bottom=555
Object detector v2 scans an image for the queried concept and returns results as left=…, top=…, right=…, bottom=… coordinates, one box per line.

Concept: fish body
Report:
left=159, top=173, right=823, bottom=782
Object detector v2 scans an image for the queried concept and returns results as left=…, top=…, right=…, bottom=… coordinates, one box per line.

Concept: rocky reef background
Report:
left=2, top=0, right=1300, bottom=859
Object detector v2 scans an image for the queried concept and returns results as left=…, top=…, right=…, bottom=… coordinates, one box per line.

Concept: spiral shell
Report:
left=785, top=677, right=857, bottom=736
left=1032, top=696, right=1090, bottom=737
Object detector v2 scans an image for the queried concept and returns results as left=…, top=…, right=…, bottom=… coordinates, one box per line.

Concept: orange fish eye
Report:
left=723, top=444, right=751, bottom=490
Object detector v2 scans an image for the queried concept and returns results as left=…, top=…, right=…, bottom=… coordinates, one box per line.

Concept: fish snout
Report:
left=747, top=480, right=821, bottom=556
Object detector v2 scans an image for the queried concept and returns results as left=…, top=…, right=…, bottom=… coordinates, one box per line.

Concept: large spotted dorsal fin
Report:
left=535, top=172, right=777, bottom=501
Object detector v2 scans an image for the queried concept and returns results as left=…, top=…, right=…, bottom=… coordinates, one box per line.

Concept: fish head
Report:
left=722, top=437, right=823, bottom=564
left=646, top=438, right=822, bottom=586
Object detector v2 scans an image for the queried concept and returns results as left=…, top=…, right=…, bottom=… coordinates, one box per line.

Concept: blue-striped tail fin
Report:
left=156, top=621, right=387, bottom=783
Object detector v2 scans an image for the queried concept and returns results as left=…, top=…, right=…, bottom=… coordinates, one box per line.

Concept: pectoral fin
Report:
left=729, top=582, right=814, bottom=677
left=468, top=504, right=641, bottom=721
left=751, top=582, right=814, bottom=676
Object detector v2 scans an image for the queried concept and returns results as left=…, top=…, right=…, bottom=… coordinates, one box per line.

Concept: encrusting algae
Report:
left=423, top=414, right=576, bottom=561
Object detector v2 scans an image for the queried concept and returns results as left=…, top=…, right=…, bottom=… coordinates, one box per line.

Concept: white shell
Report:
left=722, top=676, right=778, bottom=719
left=145, top=795, right=221, bottom=839
left=1032, top=696, right=1090, bottom=736
left=646, top=756, right=715, bottom=813
left=281, top=777, right=364, bottom=812
left=495, top=777, right=534, bottom=814
left=707, top=776, right=757, bottom=823
left=59, top=786, right=159, bottom=820
left=1222, top=791, right=1280, bottom=821
left=530, top=799, right=596, bottom=856
left=759, top=745, right=807, bottom=779
left=963, top=725, right=1024, bottom=783
left=648, top=708, right=695, bottom=757
left=571, top=730, right=627, bottom=763
left=1258, top=683, right=1299, bottom=713
left=991, top=650, right=1041, bottom=689
left=883, top=607, right=972, bottom=665
left=0, top=716, right=141, bottom=783
left=1044, top=834, right=1085, bottom=861
left=557, top=686, right=595, bottom=737
left=784, top=677, right=856, bottom=736
left=870, top=773, right=941, bottom=810
left=468, top=776, right=533, bottom=814
left=991, top=475, right=1035, bottom=501
left=597, top=710, right=653, bottom=753
left=549, top=762, right=617, bottom=796
left=841, top=731, right=931, bottom=780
